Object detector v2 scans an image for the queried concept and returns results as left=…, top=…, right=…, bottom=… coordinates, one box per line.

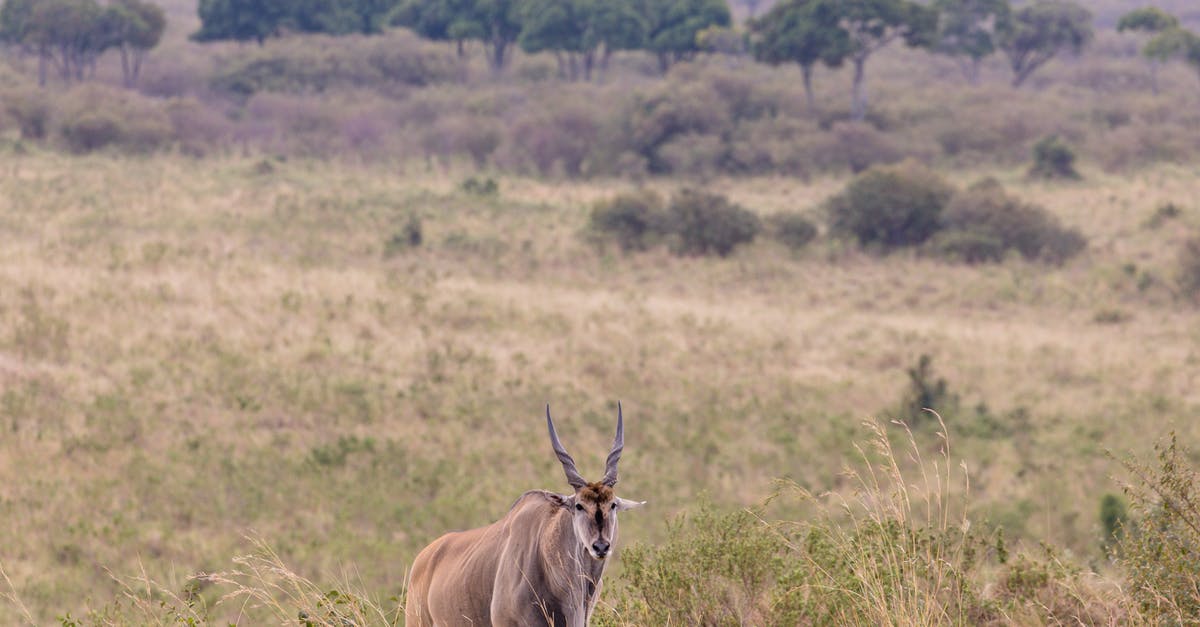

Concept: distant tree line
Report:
left=748, top=0, right=1095, bottom=119
left=0, top=0, right=164, bottom=86
left=193, top=0, right=399, bottom=45
left=393, top=0, right=732, bottom=76
left=3, top=0, right=1198, bottom=123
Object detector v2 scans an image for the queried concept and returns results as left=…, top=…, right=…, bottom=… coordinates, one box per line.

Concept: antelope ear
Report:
left=614, top=497, right=646, bottom=512
left=544, top=492, right=573, bottom=509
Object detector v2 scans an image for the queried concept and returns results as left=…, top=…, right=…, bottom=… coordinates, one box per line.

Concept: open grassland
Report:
left=1, top=150, right=1199, bottom=622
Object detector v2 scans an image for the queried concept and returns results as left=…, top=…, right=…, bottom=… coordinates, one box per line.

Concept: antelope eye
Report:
left=611, top=503, right=618, bottom=510
left=575, top=503, right=584, bottom=511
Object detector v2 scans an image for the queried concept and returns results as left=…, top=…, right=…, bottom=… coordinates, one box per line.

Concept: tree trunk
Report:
left=851, top=57, right=867, bottom=121
left=959, top=58, right=981, bottom=85
left=583, top=51, right=594, bottom=82
left=132, top=50, right=144, bottom=85
left=490, top=39, right=508, bottom=73
left=554, top=51, right=566, bottom=79
left=801, top=63, right=815, bottom=110
left=456, top=40, right=465, bottom=58
left=657, top=52, right=670, bottom=75
left=598, top=47, right=613, bottom=83
left=568, top=52, right=578, bottom=81
left=38, top=51, right=47, bottom=87
left=120, top=45, right=133, bottom=87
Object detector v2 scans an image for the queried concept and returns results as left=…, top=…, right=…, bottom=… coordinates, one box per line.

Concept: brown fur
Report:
left=578, top=482, right=613, bottom=505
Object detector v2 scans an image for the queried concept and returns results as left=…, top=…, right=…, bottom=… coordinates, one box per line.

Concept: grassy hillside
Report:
left=0, top=148, right=1198, bottom=622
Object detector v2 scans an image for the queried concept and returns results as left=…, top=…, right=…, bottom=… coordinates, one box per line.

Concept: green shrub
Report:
left=1030, top=135, right=1080, bottom=180
left=1146, top=201, right=1183, bottom=229
left=612, top=502, right=784, bottom=626
left=605, top=422, right=1113, bottom=626
left=664, top=189, right=761, bottom=257
left=459, top=176, right=498, bottom=196
left=935, top=179, right=1087, bottom=264
left=1117, top=434, right=1200, bottom=621
left=769, top=212, right=818, bottom=252
left=827, top=160, right=954, bottom=251
left=384, top=215, right=423, bottom=257
left=588, top=190, right=666, bottom=252
left=1178, top=234, right=1200, bottom=303
left=1099, top=493, right=1127, bottom=553
left=894, top=354, right=958, bottom=426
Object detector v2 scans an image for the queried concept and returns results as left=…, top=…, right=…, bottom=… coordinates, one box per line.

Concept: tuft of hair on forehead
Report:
left=578, top=482, right=614, bottom=505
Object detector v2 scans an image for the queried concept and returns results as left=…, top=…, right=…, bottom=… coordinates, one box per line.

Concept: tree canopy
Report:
left=392, top=0, right=520, bottom=71
left=1116, top=7, right=1179, bottom=34
left=194, top=0, right=399, bottom=44
left=749, top=0, right=848, bottom=108
left=193, top=0, right=290, bottom=45
left=932, top=0, right=1011, bottom=83
left=517, top=0, right=645, bottom=80
left=643, top=0, right=732, bottom=72
left=838, top=0, right=938, bottom=120
left=997, top=0, right=1092, bottom=87
left=0, top=0, right=163, bottom=85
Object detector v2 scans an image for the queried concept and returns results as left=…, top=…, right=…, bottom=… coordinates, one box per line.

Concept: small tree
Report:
left=749, top=0, right=849, bottom=109
left=1117, top=7, right=1181, bottom=95
left=931, top=0, right=1011, bottom=84
left=193, top=0, right=290, bottom=45
left=109, top=0, right=165, bottom=87
left=393, top=0, right=520, bottom=70
left=837, top=0, right=938, bottom=121
left=517, top=0, right=643, bottom=81
left=643, top=0, right=732, bottom=73
left=997, top=0, right=1092, bottom=88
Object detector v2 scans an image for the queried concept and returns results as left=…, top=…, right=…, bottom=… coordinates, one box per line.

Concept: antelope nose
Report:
left=592, top=540, right=610, bottom=556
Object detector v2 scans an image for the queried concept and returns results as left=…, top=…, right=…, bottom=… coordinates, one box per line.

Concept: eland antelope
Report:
left=405, top=404, right=644, bottom=626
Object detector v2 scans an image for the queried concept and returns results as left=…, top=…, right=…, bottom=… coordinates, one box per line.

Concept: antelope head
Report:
left=546, top=403, right=645, bottom=560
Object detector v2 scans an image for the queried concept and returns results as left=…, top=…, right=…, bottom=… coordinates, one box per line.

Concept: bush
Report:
left=827, top=160, right=954, bottom=251
left=613, top=502, right=784, bottom=626
left=56, top=86, right=173, bottom=154
left=769, top=212, right=818, bottom=252
left=821, top=122, right=904, bottom=174
left=1146, top=201, right=1183, bottom=228
left=496, top=98, right=602, bottom=176
left=894, top=354, right=958, bottom=426
left=1178, top=235, right=1200, bottom=302
left=589, top=190, right=666, bottom=252
left=384, top=215, right=423, bottom=257
left=664, top=189, right=761, bottom=257
left=459, top=177, right=498, bottom=196
left=1030, top=135, right=1080, bottom=180
left=2, top=87, right=52, bottom=140
left=604, top=422, right=1115, bottom=626
left=1117, top=434, right=1200, bottom=621
left=211, top=31, right=464, bottom=97
left=934, top=179, right=1087, bottom=264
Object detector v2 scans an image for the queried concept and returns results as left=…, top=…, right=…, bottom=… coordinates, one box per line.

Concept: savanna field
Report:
left=3, top=0, right=1200, bottom=624
left=0, top=152, right=1198, bottom=623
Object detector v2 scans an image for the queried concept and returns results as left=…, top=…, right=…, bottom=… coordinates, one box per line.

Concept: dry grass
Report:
left=0, top=150, right=1198, bottom=621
